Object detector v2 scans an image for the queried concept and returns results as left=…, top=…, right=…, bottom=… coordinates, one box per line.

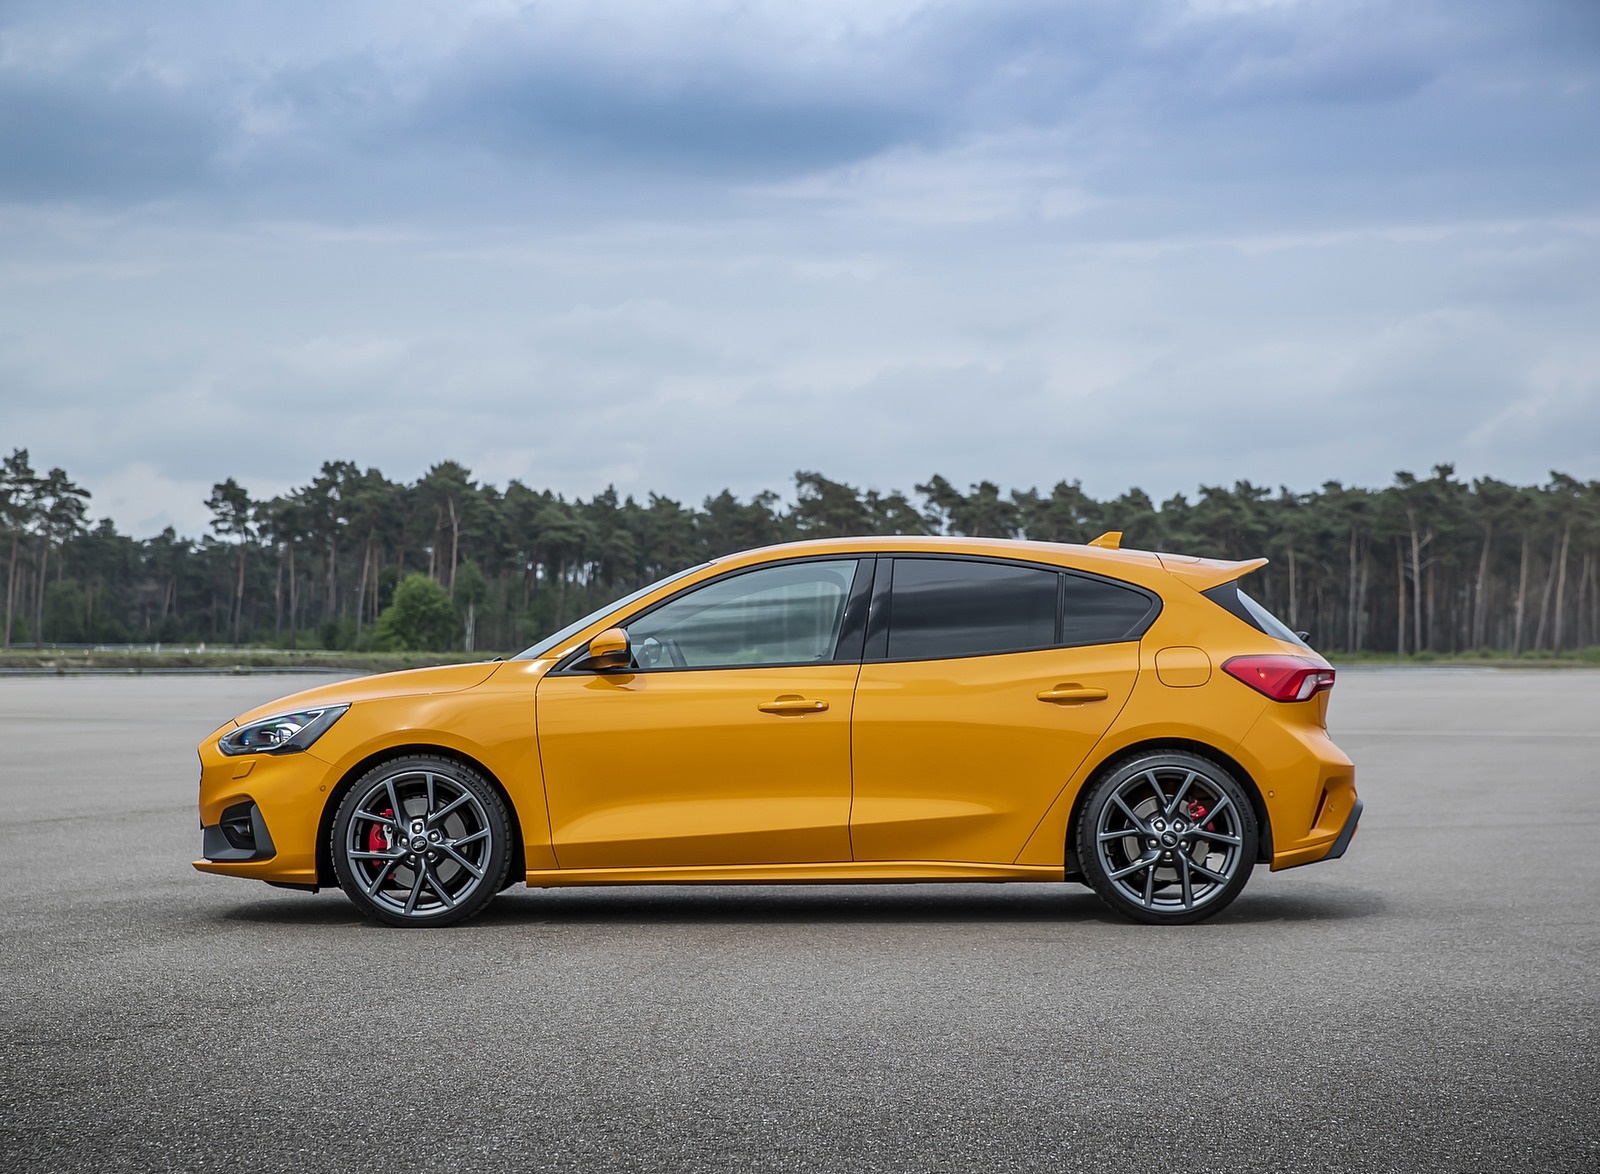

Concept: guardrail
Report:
left=6, top=643, right=279, bottom=654
left=0, top=665, right=351, bottom=677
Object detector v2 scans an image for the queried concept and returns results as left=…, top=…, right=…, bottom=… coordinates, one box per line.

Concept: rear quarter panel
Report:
left=1015, top=578, right=1310, bottom=866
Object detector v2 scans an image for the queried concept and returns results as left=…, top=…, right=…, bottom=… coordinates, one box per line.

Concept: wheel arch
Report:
left=315, top=743, right=526, bottom=888
left=1063, top=737, right=1273, bottom=877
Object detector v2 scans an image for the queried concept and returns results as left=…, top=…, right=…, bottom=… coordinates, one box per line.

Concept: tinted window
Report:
left=1202, top=581, right=1310, bottom=650
left=1061, top=574, right=1154, bottom=645
left=1238, top=588, right=1310, bottom=649
left=627, top=560, right=858, bottom=669
left=886, top=559, right=1058, bottom=660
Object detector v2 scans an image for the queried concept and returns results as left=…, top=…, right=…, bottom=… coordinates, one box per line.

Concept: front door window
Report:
left=627, top=559, right=859, bottom=669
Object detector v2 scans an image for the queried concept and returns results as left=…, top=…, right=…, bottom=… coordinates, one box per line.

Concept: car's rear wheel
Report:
left=1077, top=751, right=1258, bottom=925
left=331, top=755, right=510, bottom=927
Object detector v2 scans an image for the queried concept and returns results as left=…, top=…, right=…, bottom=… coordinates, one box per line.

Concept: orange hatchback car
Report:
left=194, top=535, right=1360, bottom=927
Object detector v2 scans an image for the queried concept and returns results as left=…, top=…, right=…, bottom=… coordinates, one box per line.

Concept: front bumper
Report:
left=199, top=800, right=277, bottom=863
left=192, top=746, right=334, bottom=885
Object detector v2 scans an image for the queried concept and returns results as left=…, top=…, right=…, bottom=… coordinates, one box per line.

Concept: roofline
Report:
left=718, top=531, right=1251, bottom=567
left=712, top=534, right=1159, bottom=562
left=710, top=535, right=1270, bottom=592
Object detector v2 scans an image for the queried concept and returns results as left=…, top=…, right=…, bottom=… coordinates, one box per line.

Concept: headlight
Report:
left=218, top=704, right=350, bottom=757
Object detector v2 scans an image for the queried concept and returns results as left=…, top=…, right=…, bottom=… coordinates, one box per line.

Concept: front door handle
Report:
left=757, top=696, right=829, bottom=714
left=1037, top=685, right=1109, bottom=704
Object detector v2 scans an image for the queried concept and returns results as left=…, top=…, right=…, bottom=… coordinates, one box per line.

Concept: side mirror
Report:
left=583, top=627, right=631, bottom=671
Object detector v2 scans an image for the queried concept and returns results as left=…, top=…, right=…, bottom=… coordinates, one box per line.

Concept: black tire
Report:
left=330, top=754, right=511, bottom=928
left=1076, top=751, right=1258, bottom=925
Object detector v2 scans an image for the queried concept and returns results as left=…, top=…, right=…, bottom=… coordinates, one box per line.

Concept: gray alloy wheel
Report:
left=1076, top=751, right=1258, bottom=925
left=331, top=755, right=510, bottom=927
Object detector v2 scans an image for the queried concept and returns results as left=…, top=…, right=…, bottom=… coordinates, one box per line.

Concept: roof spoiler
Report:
left=1157, top=553, right=1269, bottom=593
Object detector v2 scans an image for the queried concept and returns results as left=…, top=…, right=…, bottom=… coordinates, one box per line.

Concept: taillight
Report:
left=1222, top=655, right=1335, bottom=702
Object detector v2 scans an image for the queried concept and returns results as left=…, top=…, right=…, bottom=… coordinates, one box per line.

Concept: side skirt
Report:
left=524, top=861, right=1066, bottom=888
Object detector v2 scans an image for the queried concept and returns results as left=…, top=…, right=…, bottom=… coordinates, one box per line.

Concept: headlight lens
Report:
left=218, top=704, right=350, bottom=757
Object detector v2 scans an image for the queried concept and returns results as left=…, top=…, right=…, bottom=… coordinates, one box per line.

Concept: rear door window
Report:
left=885, top=558, right=1058, bottom=660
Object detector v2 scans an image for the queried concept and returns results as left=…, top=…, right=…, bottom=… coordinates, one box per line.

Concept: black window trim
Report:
left=550, top=550, right=1161, bottom=674
left=862, top=552, right=1161, bottom=665
left=1202, top=580, right=1256, bottom=628
left=551, top=554, right=878, bottom=676
left=1201, top=579, right=1309, bottom=650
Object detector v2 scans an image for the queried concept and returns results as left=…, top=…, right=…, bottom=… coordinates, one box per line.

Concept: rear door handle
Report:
left=1037, top=685, right=1109, bottom=704
left=757, top=697, right=829, bottom=714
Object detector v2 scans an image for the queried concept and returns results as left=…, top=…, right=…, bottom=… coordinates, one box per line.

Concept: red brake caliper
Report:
left=368, top=807, right=394, bottom=859
left=1187, top=799, right=1211, bottom=831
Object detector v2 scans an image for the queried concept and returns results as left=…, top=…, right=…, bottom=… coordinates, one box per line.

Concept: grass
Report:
left=1328, top=647, right=1600, bottom=668
left=6, top=645, right=1599, bottom=674
left=0, top=647, right=496, bottom=674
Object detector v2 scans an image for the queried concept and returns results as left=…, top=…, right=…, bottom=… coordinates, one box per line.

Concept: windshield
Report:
left=512, top=563, right=711, bottom=660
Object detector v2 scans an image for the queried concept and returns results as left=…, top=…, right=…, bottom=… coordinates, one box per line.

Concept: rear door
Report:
left=849, top=556, right=1152, bottom=864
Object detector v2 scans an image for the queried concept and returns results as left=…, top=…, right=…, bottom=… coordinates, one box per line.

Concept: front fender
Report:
left=308, top=664, right=555, bottom=872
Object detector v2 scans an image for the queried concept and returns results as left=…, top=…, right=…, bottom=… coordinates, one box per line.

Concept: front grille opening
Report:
left=220, top=801, right=259, bottom=851
left=203, top=800, right=276, bottom=863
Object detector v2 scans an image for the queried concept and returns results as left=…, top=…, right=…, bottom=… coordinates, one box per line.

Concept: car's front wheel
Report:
left=1076, top=751, right=1258, bottom=925
left=331, top=755, right=511, bottom=927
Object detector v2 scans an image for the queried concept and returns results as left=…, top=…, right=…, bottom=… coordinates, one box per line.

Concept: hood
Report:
left=227, top=661, right=505, bottom=727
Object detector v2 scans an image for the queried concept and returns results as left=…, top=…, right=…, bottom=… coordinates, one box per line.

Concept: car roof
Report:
left=711, top=535, right=1266, bottom=593
left=713, top=533, right=1156, bottom=565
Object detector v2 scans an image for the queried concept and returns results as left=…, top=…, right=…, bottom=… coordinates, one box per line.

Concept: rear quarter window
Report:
left=1061, top=574, right=1159, bottom=646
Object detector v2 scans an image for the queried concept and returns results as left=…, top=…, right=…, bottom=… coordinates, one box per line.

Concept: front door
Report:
left=536, top=558, right=867, bottom=869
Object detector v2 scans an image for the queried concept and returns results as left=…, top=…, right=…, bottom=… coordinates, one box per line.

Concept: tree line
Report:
left=2, top=448, right=1597, bottom=656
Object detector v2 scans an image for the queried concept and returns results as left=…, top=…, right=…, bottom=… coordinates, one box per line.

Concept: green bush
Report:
left=372, top=574, right=458, bottom=651
left=43, top=580, right=87, bottom=643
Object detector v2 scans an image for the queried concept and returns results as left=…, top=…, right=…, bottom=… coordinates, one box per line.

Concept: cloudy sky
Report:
left=1, top=0, right=1597, bottom=536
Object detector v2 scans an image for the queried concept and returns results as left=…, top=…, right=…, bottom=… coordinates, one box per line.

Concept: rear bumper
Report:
left=1236, top=711, right=1359, bottom=871
left=1322, top=797, right=1363, bottom=862
left=1275, top=794, right=1363, bottom=871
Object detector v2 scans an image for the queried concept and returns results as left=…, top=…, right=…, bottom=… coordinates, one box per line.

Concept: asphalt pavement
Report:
left=1, top=669, right=1596, bottom=1173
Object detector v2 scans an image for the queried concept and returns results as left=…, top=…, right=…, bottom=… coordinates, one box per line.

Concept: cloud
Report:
left=0, top=0, right=1596, bottom=533
left=0, top=69, right=223, bottom=201
left=411, top=29, right=928, bottom=179
left=1, top=0, right=1592, bottom=217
